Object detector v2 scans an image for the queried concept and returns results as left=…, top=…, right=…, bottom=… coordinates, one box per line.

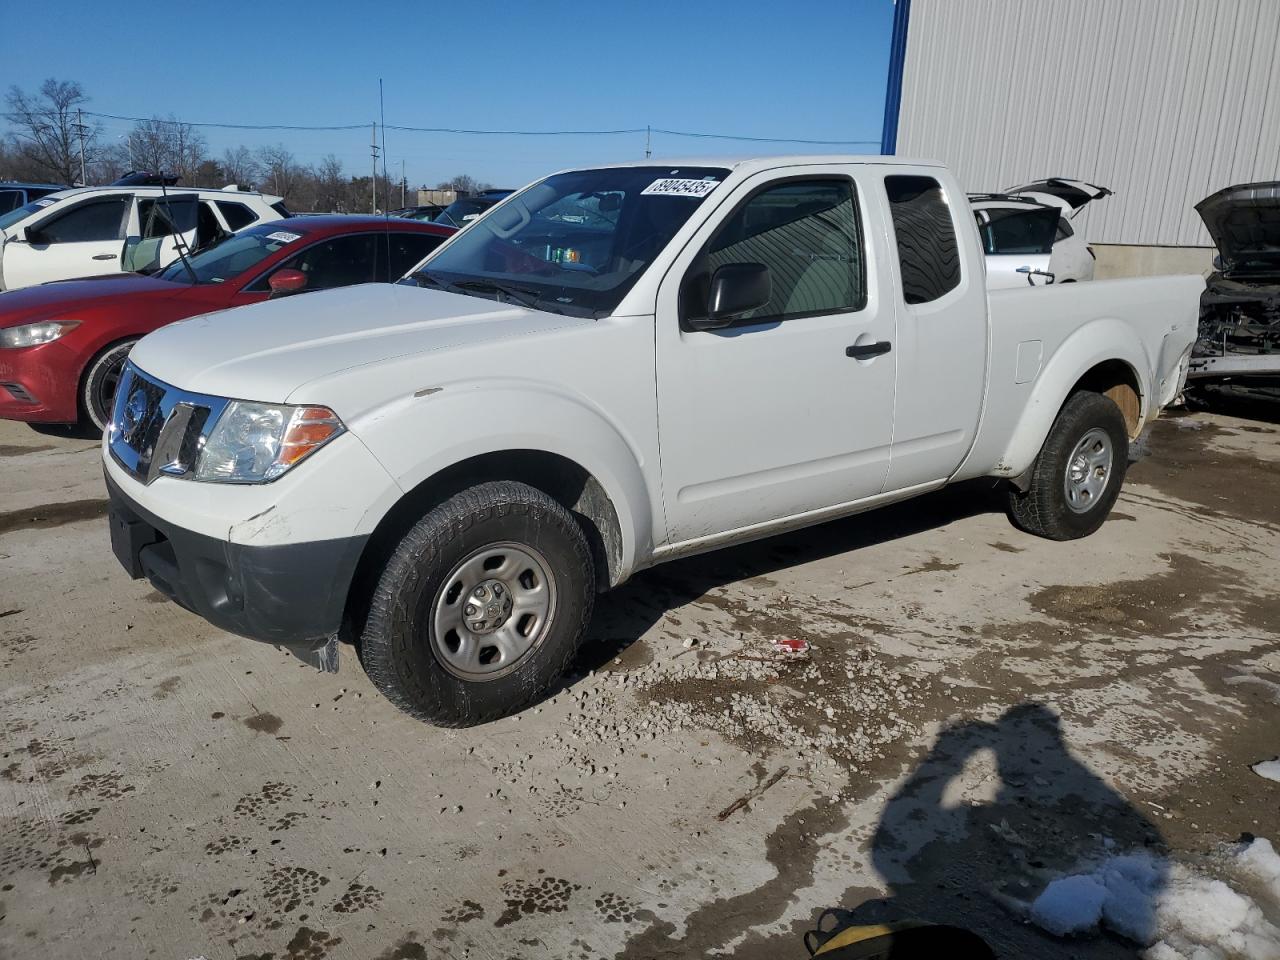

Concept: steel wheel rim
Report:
left=429, top=541, right=557, bottom=681
left=1063, top=427, right=1113, bottom=514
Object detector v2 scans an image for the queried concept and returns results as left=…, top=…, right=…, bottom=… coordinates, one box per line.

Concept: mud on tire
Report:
left=358, top=480, right=595, bottom=727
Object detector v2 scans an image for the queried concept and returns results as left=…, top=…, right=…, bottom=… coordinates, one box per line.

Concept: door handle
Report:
left=846, top=341, right=892, bottom=359
left=92, top=253, right=118, bottom=260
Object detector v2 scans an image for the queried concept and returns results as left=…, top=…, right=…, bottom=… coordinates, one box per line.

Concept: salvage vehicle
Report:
left=0, top=183, right=287, bottom=291
left=970, top=178, right=1110, bottom=288
left=102, top=156, right=1200, bottom=727
left=0, top=217, right=452, bottom=432
left=1188, top=181, right=1280, bottom=397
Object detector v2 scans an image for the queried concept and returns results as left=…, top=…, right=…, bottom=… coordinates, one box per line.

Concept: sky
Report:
left=1, top=0, right=897, bottom=190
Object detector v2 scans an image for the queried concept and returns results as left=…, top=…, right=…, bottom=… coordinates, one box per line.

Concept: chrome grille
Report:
left=108, top=362, right=229, bottom=484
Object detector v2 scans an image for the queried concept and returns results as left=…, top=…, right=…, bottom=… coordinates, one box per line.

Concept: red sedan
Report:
left=0, top=216, right=453, bottom=432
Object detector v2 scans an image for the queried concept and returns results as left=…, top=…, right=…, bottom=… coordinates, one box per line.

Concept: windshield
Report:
left=413, top=166, right=728, bottom=316
left=0, top=198, right=54, bottom=232
left=157, top=224, right=306, bottom=284
left=433, top=197, right=500, bottom=228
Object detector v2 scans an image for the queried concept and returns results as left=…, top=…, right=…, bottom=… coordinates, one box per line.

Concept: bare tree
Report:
left=220, top=146, right=260, bottom=189
left=256, top=143, right=301, bottom=200
left=436, top=174, right=493, bottom=195
left=315, top=154, right=346, bottom=212
left=127, top=116, right=208, bottom=183
left=3, top=79, right=97, bottom=184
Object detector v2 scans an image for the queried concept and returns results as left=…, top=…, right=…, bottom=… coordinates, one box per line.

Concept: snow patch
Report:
left=1252, top=759, right=1280, bottom=783
left=1025, top=839, right=1280, bottom=959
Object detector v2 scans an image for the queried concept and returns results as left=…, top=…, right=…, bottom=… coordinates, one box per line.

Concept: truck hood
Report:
left=0, top=274, right=183, bottom=327
left=129, top=282, right=592, bottom=404
left=1196, top=181, right=1280, bottom=275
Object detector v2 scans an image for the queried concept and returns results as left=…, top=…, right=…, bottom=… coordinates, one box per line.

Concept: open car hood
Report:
left=1196, top=181, right=1280, bottom=274
left=1003, top=178, right=1112, bottom=220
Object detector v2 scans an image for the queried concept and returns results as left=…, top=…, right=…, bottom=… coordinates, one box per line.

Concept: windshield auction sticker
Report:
left=265, top=231, right=302, bottom=243
left=641, top=178, right=720, bottom=198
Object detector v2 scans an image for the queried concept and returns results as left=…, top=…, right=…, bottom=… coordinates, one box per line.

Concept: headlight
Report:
left=0, top=320, right=80, bottom=349
left=194, top=401, right=344, bottom=483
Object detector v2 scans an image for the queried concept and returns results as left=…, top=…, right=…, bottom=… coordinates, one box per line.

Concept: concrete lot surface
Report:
left=1, top=407, right=1277, bottom=959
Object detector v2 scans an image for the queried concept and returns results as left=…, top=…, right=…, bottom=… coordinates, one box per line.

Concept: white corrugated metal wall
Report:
left=895, top=0, right=1280, bottom=246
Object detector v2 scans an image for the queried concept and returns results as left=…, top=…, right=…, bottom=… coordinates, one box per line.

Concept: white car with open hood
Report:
left=100, top=156, right=1201, bottom=726
left=0, top=184, right=286, bottom=290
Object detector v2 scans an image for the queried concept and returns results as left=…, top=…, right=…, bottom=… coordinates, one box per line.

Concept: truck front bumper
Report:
left=106, top=472, right=368, bottom=652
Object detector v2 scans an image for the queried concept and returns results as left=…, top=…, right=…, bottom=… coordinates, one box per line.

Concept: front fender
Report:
left=995, top=317, right=1152, bottom=477
left=350, top=380, right=655, bottom=582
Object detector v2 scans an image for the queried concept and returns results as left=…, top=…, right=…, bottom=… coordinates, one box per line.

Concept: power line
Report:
left=81, top=110, right=878, bottom=145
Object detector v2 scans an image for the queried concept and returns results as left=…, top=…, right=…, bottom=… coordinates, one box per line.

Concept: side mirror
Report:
left=688, top=262, right=772, bottom=330
left=268, top=268, right=307, bottom=297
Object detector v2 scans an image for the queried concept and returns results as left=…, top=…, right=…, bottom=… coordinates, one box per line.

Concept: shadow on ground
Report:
left=804, top=703, right=1167, bottom=959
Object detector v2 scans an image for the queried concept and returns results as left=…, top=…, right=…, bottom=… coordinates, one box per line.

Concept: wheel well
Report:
left=1071, top=359, right=1142, bottom=438
left=341, top=450, right=624, bottom=643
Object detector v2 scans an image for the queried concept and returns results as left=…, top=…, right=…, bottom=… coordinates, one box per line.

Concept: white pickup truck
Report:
left=102, top=156, right=1201, bottom=726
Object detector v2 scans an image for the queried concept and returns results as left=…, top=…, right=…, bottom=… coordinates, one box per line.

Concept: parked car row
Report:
left=0, top=215, right=452, bottom=431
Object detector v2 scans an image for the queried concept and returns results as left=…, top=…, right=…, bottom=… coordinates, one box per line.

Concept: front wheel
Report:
left=359, top=481, right=595, bottom=727
left=1006, top=390, right=1129, bottom=540
left=81, top=338, right=139, bottom=434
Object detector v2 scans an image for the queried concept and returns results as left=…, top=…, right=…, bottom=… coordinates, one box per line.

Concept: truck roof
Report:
left=568, top=154, right=944, bottom=174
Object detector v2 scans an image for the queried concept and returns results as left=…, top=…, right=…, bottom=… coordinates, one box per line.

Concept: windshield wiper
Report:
left=414, top=272, right=567, bottom=314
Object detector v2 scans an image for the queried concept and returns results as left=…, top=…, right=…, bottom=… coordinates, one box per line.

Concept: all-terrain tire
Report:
left=81, top=338, right=139, bottom=435
left=359, top=481, right=595, bottom=727
left=1006, top=390, right=1129, bottom=540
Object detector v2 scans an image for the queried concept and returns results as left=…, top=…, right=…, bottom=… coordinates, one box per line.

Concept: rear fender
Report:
left=994, top=318, right=1151, bottom=477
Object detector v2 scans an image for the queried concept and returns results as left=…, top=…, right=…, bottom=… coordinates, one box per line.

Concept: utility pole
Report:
left=370, top=122, right=380, bottom=214
left=401, top=159, right=406, bottom=208
left=74, top=108, right=89, bottom=184
left=645, top=125, right=651, bottom=160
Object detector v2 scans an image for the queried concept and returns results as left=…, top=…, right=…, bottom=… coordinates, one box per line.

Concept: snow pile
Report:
left=1026, top=838, right=1280, bottom=959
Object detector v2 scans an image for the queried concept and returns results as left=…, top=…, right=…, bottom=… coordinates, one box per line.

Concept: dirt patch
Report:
left=244, top=712, right=284, bottom=735
left=0, top=445, right=55, bottom=457
left=0, top=499, right=108, bottom=537
left=1130, top=417, right=1280, bottom=527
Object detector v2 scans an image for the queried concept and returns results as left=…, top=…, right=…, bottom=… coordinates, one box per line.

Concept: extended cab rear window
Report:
left=884, top=175, right=961, bottom=305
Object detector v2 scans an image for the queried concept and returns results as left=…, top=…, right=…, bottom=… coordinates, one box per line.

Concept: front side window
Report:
left=681, top=179, right=864, bottom=325
left=33, top=195, right=129, bottom=243
left=885, top=175, right=961, bottom=305
left=415, top=166, right=728, bottom=317
left=0, top=190, right=21, bottom=215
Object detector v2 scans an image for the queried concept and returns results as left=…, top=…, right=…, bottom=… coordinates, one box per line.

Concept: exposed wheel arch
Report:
left=343, top=449, right=623, bottom=644
left=1069, top=358, right=1142, bottom=438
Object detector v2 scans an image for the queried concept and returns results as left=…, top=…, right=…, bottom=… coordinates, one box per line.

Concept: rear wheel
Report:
left=1007, top=390, right=1128, bottom=540
left=359, top=480, right=595, bottom=727
left=81, top=338, right=138, bottom=434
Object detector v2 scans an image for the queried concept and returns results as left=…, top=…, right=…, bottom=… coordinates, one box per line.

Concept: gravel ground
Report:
left=1, top=405, right=1277, bottom=960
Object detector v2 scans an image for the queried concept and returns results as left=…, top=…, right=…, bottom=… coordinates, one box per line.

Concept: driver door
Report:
left=3, top=194, right=131, bottom=287
left=654, top=168, right=898, bottom=547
